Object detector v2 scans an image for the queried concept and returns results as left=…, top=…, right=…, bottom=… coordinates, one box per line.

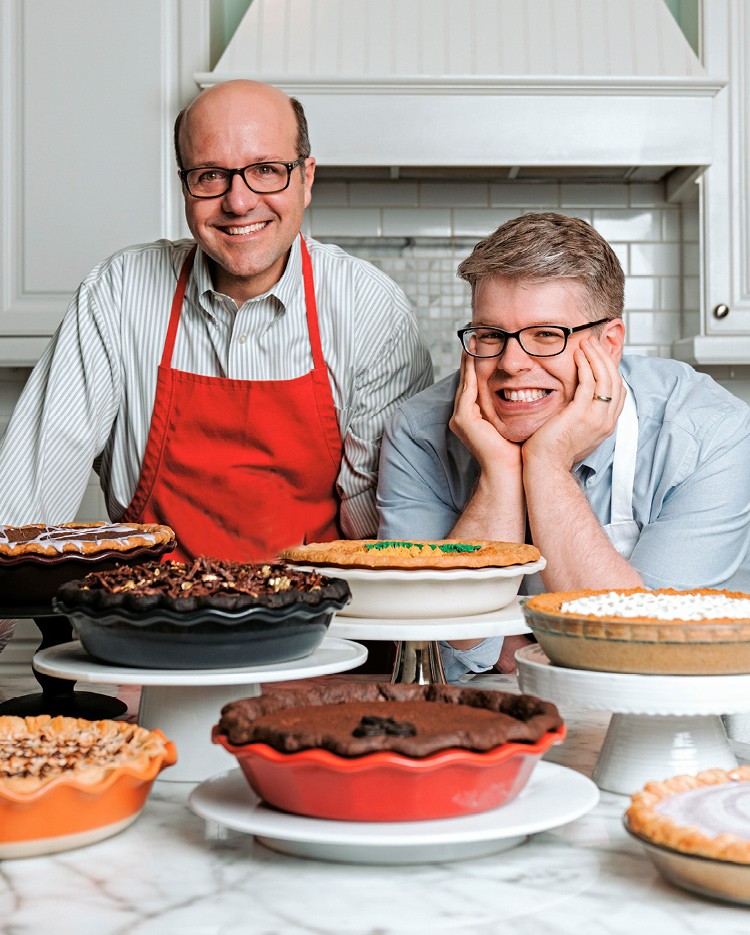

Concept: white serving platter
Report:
left=189, top=760, right=598, bottom=864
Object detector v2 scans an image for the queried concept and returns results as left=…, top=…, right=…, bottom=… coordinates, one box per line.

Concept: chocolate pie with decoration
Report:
left=0, top=522, right=175, bottom=558
left=280, top=538, right=540, bottom=569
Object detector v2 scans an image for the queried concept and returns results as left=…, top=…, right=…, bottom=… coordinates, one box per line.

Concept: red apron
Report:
left=122, top=236, right=343, bottom=563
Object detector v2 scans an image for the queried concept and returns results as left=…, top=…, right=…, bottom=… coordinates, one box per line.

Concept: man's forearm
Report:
left=524, top=463, right=643, bottom=592
left=449, top=468, right=525, bottom=542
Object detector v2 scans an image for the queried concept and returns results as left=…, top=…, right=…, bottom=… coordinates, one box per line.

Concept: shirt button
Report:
left=238, top=334, right=247, bottom=344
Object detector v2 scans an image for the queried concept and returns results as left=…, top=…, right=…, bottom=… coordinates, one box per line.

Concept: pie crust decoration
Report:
left=217, top=682, right=563, bottom=757
left=0, top=522, right=175, bottom=558
left=280, top=538, right=540, bottom=569
left=55, top=555, right=350, bottom=613
left=626, top=767, right=750, bottom=864
left=0, top=715, right=170, bottom=794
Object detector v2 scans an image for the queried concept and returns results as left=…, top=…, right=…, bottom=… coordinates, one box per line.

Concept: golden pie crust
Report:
left=280, top=538, right=540, bottom=569
left=626, top=767, right=750, bottom=864
left=0, top=715, right=169, bottom=794
left=0, top=522, right=175, bottom=558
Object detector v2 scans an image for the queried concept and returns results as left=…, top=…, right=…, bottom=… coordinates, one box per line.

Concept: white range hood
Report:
left=196, top=0, right=724, bottom=190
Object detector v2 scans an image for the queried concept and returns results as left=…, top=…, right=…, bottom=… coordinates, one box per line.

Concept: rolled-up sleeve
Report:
left=439, top=638, right=503, bottom=682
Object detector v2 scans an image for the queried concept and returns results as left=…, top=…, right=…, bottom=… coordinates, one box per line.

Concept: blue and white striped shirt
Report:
left=0, top=236, right=433, bottom=535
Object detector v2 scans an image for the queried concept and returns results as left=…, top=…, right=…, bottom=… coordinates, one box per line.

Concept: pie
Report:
left=217, top=682, right=563, bottom=757
left=0, top=714, right=170, bottom=794
left=55, top=555, right=351, bottom=613
left=0, top=522, right=175, bottom=558
left=522, top=587, right=750, bottom=674
left=626, top=767, right=750, bottom=863
left=280, top=538, right=540, bottom=569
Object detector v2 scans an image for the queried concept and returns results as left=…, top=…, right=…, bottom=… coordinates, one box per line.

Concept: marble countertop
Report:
left=2, top=672, right=750, bottom=935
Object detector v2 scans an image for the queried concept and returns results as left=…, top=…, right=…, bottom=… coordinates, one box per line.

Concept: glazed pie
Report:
left=522, top=588, right=750, bottom=674
left=0, top=715, right=170, bottom=794
left=0, top=522, right=175, bottom=558
left=218, top=682, right=563, bottom=757
left=627, top=767, right=750, bottom=864
left=56, top=555, right=350, bottom=613
left=280, top=538, right=540, bottom=569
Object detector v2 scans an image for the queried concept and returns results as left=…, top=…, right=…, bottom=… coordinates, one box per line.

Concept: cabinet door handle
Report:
left=713, top=304, right=730, bottom=319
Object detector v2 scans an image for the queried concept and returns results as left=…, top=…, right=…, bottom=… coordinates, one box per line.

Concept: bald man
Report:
left=0, top=81, right=433, bottom=561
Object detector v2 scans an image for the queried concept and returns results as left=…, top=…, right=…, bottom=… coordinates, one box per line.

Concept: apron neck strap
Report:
left=161, top=246, right=197, bottom=369
left=299, top=235, right=326, bottom=372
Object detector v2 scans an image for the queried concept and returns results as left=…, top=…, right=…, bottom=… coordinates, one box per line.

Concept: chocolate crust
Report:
left=56, top=557, right=351, bottom=614
left=218, top=683, right=563, bottom=757
left=280, top=538, right=540, bottom=569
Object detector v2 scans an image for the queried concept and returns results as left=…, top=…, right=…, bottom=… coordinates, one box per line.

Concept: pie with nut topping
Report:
left=0, top=715, right=170, bottom=794
left=280, top=538, right=540, bottom=569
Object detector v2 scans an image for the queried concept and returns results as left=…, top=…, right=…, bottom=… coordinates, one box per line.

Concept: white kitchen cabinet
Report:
left=0, top=0, right=209, bottom=366
left=673, top=0, right=750, bottom=364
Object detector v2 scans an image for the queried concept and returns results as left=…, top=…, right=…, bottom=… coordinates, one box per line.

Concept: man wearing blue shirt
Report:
left=377, top=213, right=750, bottom=679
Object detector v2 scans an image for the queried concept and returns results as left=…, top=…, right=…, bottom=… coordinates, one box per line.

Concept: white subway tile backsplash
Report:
left=682, top=243, right=700, bottom=277
left=660, top=278, right=681, bottom=311
left=490, top=182, right=559, bottom=207
left=662, top=209, right=681, bottom=242
left=630, top=243, right=681, bottom=276
left=350, top=182, right=418, bottom=206
left=593, top=209, right=662, bottom=242
left=627, top=310, right=682, bottom=344
left=382, top=209, right=451, bottom=237
left=309, top=182, right=348, bottom=206
left=629, top=183, right=668, bottom=208
left=683, top=276, right=700, bottom=313
left=420, top=182, right=488, bottom=207
left=311, top=208, right=381, bottom=237
left=610, top=243, right=629, bottom=274
left=453, top=208, right=520, bottom=237
left=560, top=183, right=628, bottom=207
left=624, top=277, right=659, bottom=311
left=526, top=207, right=593, bottom=223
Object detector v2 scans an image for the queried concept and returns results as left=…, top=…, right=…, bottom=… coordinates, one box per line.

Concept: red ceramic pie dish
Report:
left=212, top=724, right=566, bottom=822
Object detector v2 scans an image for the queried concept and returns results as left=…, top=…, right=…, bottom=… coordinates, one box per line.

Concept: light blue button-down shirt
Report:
left=377, top=355, right=750, bottom=679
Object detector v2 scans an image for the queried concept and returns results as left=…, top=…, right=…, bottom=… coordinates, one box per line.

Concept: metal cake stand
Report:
left=328, top=597, right=530, bottom=683
left=33, top=637, right=367, bottom=782
left=516, top=643, right=750, bottom=795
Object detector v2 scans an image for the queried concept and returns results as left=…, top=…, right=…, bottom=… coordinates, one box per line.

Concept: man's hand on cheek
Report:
left=522, top=337, right=625, bottom=473
left=449, top=353, right=522, bottom=474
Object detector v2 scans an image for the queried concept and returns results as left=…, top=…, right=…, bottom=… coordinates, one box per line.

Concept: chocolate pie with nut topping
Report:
left=54, top=556, right=351, bottom=669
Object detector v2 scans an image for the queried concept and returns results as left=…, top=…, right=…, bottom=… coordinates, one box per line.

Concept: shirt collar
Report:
left=193, top=236, right=304, bottom=315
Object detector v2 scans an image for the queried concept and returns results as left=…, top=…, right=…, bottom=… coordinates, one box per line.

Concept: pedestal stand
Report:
left=33, top=637, right=367, bottom=782
left=0, top=613, right=126, bottom=719
left=516, top=644, right=750, bottom=794
left=328, top=597, right=529, bottom=684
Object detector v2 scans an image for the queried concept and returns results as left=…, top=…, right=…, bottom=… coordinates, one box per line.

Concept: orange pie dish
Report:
left=0, top=715, right=177, bottom=858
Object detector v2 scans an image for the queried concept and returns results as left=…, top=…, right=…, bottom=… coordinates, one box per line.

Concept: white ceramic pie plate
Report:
left=294, top=559, right=546, bottom=618
left=189, top=760, right=598, bottom=864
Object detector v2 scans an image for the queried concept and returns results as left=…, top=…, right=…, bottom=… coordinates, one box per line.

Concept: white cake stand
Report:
left=516, top=643, right=750, bottom=795
left=33, top=637, right=367, bottom=783
left=328, top=596, right=530, bottom=683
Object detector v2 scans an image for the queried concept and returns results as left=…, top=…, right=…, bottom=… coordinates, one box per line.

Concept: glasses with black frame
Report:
left=179, top=158, right=305, bottom=199
left=457, top=318, right=610, bottom=359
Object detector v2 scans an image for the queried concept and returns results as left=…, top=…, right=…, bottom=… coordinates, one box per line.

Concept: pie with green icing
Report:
left=280, top=538, right=540, bottom=569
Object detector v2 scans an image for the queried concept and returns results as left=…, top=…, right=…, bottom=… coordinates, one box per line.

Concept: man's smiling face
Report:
left=179, top=80, right=314, bottom=303
left=471, top=276, right=623, bottom=443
